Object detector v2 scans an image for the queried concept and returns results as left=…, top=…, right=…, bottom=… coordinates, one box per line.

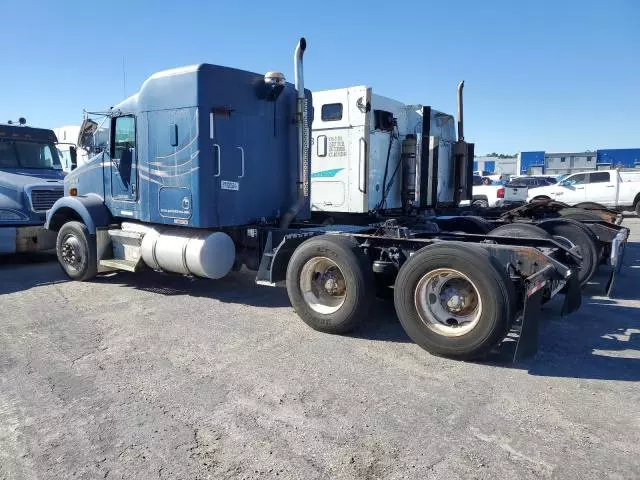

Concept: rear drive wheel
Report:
left=286, top=235, right=375, bottom=334
left=574, top=202, right=608, bottom=210
left=537, top=218, right=600, bottom=286
left=393, top=243, right=515, bottom=360
left=437, top=216, right=493, bottom=234
left=56, top=221, right=97, bottom=281
left=490, top=222, right=552, bottom=239
left=557, top=207, right=605, bottom=222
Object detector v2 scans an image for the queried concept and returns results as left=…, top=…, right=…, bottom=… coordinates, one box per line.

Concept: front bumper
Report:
left=0, top=225, right=57, bottom=254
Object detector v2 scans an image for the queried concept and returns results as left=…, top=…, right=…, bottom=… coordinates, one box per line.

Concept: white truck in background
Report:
left=310, top=85, right=525, bottom=214
left=310, top=86, right=458, bottom=214
left=527, top=169, right=640, bottom=214
left=53, top=123, right=109, bottom=173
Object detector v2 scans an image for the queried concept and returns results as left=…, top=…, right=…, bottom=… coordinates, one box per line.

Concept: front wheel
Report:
left=393, top=243, right=515, bottom=360
left=56, top=221, right=98, bottom=281
left=286, top=235, right=375, bottom=334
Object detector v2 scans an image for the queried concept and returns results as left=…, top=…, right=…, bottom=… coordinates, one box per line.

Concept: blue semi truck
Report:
left=0, top=123, right=65, bottom=254
left=45, top=39, right=583, bottom=361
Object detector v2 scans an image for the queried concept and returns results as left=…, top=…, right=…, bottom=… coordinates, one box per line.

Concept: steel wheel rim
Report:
left=300, top=257, right=347, bottom=314
left=553, top=235, right=581, bottom=256
left=414, top=268, right=482, bottom=337
left=61, top=234, right=83, bottom=272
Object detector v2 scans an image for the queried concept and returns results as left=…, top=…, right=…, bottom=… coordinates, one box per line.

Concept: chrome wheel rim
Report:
left=60, top=234, right=83, bottom=272
left=300, top=257, right=347, bottom=314
left=414, top=268, right=482, bottom=337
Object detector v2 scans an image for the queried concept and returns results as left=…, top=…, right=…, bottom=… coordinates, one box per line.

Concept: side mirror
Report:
left=78, top=118, right=99, bottom=150
left=69, top=146, right=78, bottom=170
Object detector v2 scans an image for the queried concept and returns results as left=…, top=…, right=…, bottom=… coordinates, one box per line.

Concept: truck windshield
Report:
left=0, top=140, right=63, bottom=170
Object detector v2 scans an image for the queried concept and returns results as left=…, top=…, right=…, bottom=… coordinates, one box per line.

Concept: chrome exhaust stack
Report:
left=281, top=37, right=309, bottom=228
left=454, top=80, right=473, bottom=203
left=457, top=80, right=464, bottom=141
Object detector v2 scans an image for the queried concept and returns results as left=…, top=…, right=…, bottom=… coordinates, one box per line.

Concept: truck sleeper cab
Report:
left=47, top=39, right=582, bottom=362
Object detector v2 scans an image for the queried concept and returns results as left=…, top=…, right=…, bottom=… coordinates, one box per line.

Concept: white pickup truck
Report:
left=527, top=170, right=640, bottom=214
left=472, top=176, right=527, bottom=207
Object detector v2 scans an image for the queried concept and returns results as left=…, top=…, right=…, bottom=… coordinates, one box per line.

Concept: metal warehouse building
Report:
left=473, top=156, right=519, bottom=175
left=519, top=148, right=640, bottom=175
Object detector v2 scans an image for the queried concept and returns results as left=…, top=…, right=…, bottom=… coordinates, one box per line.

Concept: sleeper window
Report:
left=321, top=103, right=343, bottom=122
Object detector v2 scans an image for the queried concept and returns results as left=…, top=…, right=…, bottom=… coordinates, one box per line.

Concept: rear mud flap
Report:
left=605, top=229, right=628, bottom=298
left=513, top=284, right=544, bottom=363
left=513, top=272, right=581, bottom=362
left=561, top=273, right=582, bottom=316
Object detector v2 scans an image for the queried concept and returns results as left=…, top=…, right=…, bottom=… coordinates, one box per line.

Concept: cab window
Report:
left=588, top=172, right=610, bottom=183
left=112, top=116, right=136, bottom=159
left=111, top=115, right=136, bottom=187
left=563, top=173, right=586, bottom=186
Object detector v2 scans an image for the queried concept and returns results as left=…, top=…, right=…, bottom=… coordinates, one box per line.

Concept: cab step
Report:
left=98, top=258, right=141, bottom=272
left=107, top=229, right=144, bottom=263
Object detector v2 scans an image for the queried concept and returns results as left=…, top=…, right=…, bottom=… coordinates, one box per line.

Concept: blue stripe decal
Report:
left=311, top=168, right=344, bottom=178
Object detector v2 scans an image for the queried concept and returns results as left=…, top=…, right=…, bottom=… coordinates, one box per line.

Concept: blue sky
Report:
left=2, top=0, right=638, bottom=154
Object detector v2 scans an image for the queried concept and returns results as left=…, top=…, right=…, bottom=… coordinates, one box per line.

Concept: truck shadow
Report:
left=93, top=268, right=293, bottom=309
left=582, top=241, right=640, bottom=301
left=93, top=269, right=414, bottom=343
left=485, top=299, right=640, bottom=381
left=0, top=251, right=57, bottom=266
left=0, top=253, right=67, bottom=296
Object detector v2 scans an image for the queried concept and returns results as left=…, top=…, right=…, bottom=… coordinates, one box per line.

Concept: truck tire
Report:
left=437, top=216, right=493, bottom=234
left=472, top=199, right=489, bottom=208
left=56, top=221, right=98, bottom=281
left=286, top=235, right=374, bottom=334
left=530, top=196, right=551, bottom=202
left=489, top=223, right=552, bottom=239
left=393, top=243, right=515, bottom=360
left=537, top=218, right=600, bottom=286
left=557, top=208, right=604, bottom=222
left=574, top=202, right=607, bottom=210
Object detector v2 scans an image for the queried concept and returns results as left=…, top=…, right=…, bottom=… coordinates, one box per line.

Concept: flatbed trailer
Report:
left=46, top=38, right=583, bottom=362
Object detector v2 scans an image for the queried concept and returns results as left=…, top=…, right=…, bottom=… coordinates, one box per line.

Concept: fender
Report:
left=46, top=194, right=112, bottom=234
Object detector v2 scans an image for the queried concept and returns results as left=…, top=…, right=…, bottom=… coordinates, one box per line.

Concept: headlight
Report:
left=0, top=209, right=28, bottom=221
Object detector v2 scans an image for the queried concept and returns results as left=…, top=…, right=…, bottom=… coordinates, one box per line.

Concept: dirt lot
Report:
left=1, top=218, right=639, bottom=480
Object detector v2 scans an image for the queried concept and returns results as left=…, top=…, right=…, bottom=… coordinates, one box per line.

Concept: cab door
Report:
left=584, top=171, right=615, bottom=206
left=310, top=87, right=371, bottom=213
left=311, top=89, right=350, bottom=211
left=553, top=172, right=586, bottom=204
left=110, top=115, right=138, bottom=201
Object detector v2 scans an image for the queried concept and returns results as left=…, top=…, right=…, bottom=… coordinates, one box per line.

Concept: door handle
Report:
left=237, top=146, right=245, bottom=179
left=358, top=137, right=367, bottom=193
left=576, top=187, right=584, bottom=190
left=606, top=185, right=615, bottom=188
left=213, top=144, right=221, bottom=177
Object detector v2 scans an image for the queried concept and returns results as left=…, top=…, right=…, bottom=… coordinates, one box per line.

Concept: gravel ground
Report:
left=1, top=218, right=639, bottom=480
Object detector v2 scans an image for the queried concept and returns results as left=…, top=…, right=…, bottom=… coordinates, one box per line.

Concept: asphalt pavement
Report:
left=0, top=218, right=639, bottom=479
